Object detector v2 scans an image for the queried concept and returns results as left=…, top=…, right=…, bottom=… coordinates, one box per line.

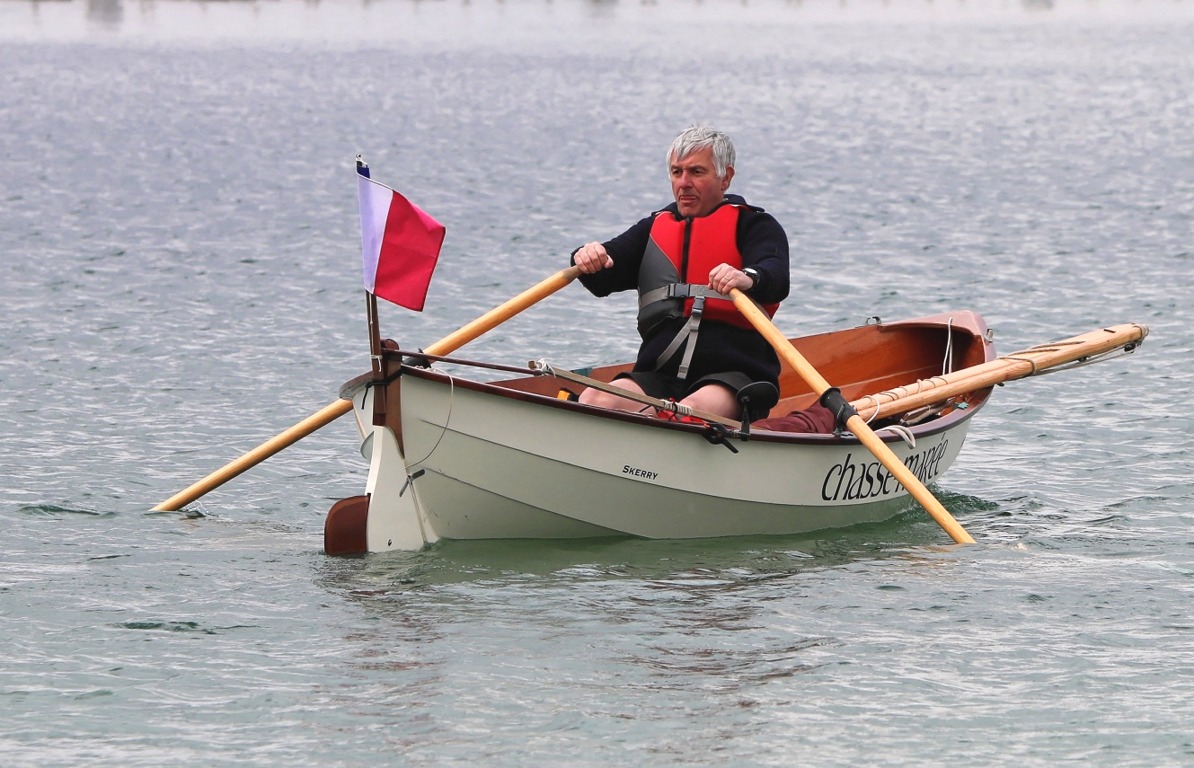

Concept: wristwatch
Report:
left=743, top=267, right=760, bottom=290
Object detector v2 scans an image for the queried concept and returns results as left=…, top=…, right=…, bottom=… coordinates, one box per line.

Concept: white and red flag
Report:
left=356, top=170, right=445, bottom=312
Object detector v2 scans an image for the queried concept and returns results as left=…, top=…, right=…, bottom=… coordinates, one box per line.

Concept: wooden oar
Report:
left=730, top=289, right=976, bottom=545
left=152, top=266, right=583, bottom=512
left=849, top=323, right=1148, bottom=421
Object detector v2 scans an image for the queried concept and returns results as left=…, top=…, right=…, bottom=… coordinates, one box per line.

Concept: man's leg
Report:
left=578, top=378, right=652, bottom=413
left=679, top=383, right=738, bottom=419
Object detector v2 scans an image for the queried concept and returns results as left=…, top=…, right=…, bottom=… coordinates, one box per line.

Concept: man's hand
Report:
left=574, top=242, right=614, bottom=274
left=708, top=263, right=754, bottom=295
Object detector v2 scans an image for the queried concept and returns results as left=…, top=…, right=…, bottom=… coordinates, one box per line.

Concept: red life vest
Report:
left=637, top=203, right=779, bottom=333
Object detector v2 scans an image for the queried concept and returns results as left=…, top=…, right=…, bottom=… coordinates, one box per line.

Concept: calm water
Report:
left=2, top=1, right=1193, bottom=765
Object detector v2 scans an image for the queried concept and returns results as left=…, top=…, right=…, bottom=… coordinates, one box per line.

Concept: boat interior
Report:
left=477, top=314, right=993, bottom=420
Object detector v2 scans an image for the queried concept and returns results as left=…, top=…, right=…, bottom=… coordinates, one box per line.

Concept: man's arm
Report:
left=737, top=211, right=790, bottom=304
left=571, top=214, right=655, bottom=297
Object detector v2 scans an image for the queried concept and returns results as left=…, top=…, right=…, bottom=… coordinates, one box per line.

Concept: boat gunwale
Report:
left=340, top=311, right=995, bottom=446
left=384, top=310, right=998, bottom=446
left=392, top=362, right=990, bottom=445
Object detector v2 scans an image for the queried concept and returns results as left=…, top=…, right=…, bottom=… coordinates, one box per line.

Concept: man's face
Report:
left=670, top=146, right=733, bottom=218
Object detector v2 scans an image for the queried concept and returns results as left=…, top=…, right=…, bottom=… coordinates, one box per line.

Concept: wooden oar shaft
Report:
left=851, top=323, right=1147, bottom=420
left=425, top=267, right=581, bottom=356
left=845, top=413, right=974, bottom=543
left=152, top=266, right=583, bottom=512
left=151, top=399, right=352, bottom=512
left=730, top=289, right=975, bottom=545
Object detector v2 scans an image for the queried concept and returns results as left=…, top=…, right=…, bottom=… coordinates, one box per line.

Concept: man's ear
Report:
left=721, top=166, right=735, bottom=191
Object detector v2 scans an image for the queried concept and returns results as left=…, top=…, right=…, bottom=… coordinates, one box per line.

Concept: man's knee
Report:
left=578, top=387, right=608, bottom=407
left=681, top=383, right=737, bottom=418
left=580, top=380, right=646, bottom=411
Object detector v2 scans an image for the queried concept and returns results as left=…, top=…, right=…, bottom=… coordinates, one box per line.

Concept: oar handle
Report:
left=729, top=289, right=975, bottom=545
left=151, top=398, right=353, bottom=512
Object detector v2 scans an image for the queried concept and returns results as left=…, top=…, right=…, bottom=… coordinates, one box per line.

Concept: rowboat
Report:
left=147, top=261, right=1145, bottom=550
left=321, top=300, right=1147, bottom=555
left=148, top=237, right=1145, bottom=553
left=326, top=309, right=1007, bottom=554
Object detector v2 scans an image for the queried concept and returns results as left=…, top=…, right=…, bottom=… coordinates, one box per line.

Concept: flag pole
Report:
left=366, top=289, right=386, bottom=424
left=358, top=155, right=388, bottom=424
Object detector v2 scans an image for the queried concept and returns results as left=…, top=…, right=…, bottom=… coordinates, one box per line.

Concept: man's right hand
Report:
left=573, top=242, right=614, bottom=274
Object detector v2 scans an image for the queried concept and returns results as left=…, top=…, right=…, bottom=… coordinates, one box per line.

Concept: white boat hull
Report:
left=396, top=373, right=970, bottom=542
left=319, top=312, right=1150, bottom=554
left=324, top=311, right=996, bottom=554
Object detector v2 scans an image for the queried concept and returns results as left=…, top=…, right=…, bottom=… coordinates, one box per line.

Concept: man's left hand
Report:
left=708, top=263, right=753, bottom=295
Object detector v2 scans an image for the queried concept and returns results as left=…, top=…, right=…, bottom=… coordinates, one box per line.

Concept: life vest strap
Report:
left=652, top=294, right=711, bottom=379
left=638, top=283, right=730, bottom=310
